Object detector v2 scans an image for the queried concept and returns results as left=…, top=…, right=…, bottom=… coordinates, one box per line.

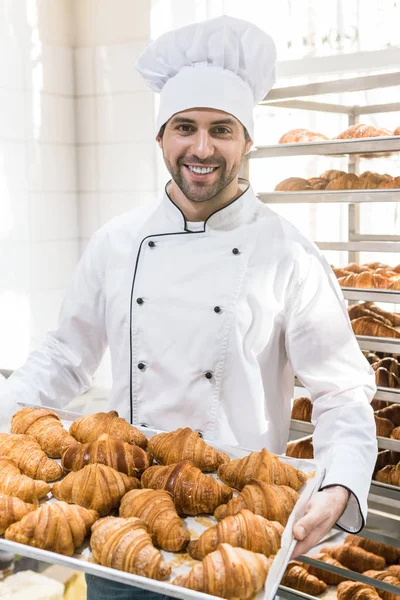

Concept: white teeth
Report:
left=187, top=166, right=216, bottom=174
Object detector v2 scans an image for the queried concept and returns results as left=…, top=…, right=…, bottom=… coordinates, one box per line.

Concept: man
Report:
left=1, top=15, right=376, bottom=600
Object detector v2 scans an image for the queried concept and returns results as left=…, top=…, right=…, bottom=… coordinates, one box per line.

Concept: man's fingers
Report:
left=291, top=520, right=332, bottom=559
left=293, top=505, right=328, bottom=541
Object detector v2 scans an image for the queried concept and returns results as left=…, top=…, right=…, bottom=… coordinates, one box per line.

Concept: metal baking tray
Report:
left=0, top=402, right=325, bottom=600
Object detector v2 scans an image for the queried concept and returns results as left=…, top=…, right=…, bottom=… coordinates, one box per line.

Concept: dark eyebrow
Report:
left=169, top=116, right=237, bottom=127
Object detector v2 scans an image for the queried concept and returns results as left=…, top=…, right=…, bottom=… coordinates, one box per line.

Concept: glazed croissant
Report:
left=375, top=463, right=400, bottom=486
left=0, top=433, right=63, bottom=482
left=147, top=427, right=230, bottom=472
left=375, top=415, right=395, bottom=438
left=281, top=563, right=327, bottom=595
left=286, top=437, right=314, bottom=459
left=0, top=458, right=50, bottom=503
left=5, top=501, right=98, bottom=556
left=351, top=317, right=400, bottom=338
left=217, top=448, right=307, bottom=491
left=337, top=581, right=382, bottom=600
left=345, top=534, right=400, bottom=564
left=119, top=488, right=189, bottom=551
left=61, top=434, right=151, bottom=476
left=375, top=405, right=400, bottom=427
left=141, top=460, right=232, bottom=515
left=321, top=544, right=386, bottom=572
left=362, top=570, right=400, bottom=600
left=52, top=464, right=141, bottom=516
left=187, top=509, right=283, bottom=560
left=214, top=480, right=299, bottom=525
left=11, top=407, right=77, bottom=458
left=173, top=543, right=273, bottom=600
left=69, top=410, right=147, bottom=449
left=306, top=553, right=349, bottom=585
left=90, top=516, right=171, bottom=580
left=291, top=397, right=312, bottom=422
left=0, top=493, right=36, bottom=535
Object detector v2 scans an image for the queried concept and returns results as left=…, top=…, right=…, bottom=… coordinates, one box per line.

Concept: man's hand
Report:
left=291, top=486, right=350, bottom=558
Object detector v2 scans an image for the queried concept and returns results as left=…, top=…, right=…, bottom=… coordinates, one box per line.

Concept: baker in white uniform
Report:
left=1, top=15, right=377, bottom=600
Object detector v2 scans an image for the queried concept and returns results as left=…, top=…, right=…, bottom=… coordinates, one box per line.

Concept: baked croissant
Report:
left=308, top=177, right=329, bottom=190
left=388, top=566, right=400, bottom=579
left=374, top=367, right=399, bottom=389
left=5, top=501, right=98, bottom=556
left=372, top=357, right=400, bottom=377
left=375, top=464, right=400, bottom=486
left=0, top=458, right=50, bottom=503
left=336, top=124, right=393, bottom=139
left=326, top=173, right=371, bottom=190
left=0, top=493, right=36, bottom=535
left=338, top=273, right=388, bottom=289
left=281, top=562, right=327, bottom=595
left=306, top=553, right=349, bottom=585
left=360, top=172, right=393, bottom=185
left=147, top=427, right=230, bottom=472
left=362, top=571, right=400, bottom=600
left=375, top=415, right=395, bottom=438
left=378, top=177, right=400, bottom=189
left=351, top=317, right=400, bottom=338
left=321, top=544, right=386, bottom=572
left=286, top=437, right=314, bottom=459
left=374, top=450, right=400, bottom=475
left=274, top=177, right=312, bottom=191
left=0, top=433, right=63, bottom=481
left=69, top=410, right=147, bottom=448
left=119, top=488, right=189, bottom=551
left=173, top=543, right=273, bottom=600
left=345, top=534, right=400, bottom=564
left=90, top=516, right=171, bottom=580
left=187, top=509, right=283, bottom=560
left=347, top=262, right=372, bottom=273
left=320, top=169, right=347, bottom=182
left=52, top=464, right=141, bottom=516
left=214, top=480, right=299, bottom=525
left=291, top=397, right=312, bottom=422
left=217, top=448, right=307, bottom=491
left=365, top=303, right=400, bottom=327
left=141, top=460, right=232, bottom=515
left=348, top=305, right=392, bottom=327
left=375, top=405, right=400, bottom=427
left=337, top=581, right=381, bottom=600
left=11, top=407, right=77, bottom=458
left=61, top=434, right=151, bottom=476
left=395, top=126, right=400, bottom=136
left=391, top=426, right=400, bottom=440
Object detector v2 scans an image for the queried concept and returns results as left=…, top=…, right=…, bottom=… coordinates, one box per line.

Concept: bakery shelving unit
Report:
left=244, top=71, right=400, bottom=599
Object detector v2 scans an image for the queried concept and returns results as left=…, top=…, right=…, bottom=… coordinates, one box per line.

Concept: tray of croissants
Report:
left=0, top=403, right=328, bottom=600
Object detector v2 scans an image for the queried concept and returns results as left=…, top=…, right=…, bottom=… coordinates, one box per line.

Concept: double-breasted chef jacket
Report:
left=2, top=178, right=377, bottom=532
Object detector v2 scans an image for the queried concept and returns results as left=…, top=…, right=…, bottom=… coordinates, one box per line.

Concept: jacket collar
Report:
left=162, top=178, right=259, bottom=232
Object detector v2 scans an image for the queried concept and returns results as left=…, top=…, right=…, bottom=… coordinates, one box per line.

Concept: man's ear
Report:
left=156, top=135, right=163, bottom=149
left=244, top=140, right=253, bottom=155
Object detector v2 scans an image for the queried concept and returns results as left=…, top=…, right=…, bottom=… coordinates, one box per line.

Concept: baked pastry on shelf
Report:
left=362, top=570, right=400, bottom=600
left=395, top=126, right=400, bottom=136
left=326, top=173, right=376, bottom=190
left=274, top=177, right=312, bottom=191
left=281, top=562, right=327, bottom=595
left=0, top=458, right=50, bottom=504
left=69, top=410, right=148, bottom=449
left=286, top=437, right=314, bottom=459
left=0, top=433, right=63, bottom=482
left=351, top=316, right=400, bottom=338
left=278, top=129, right=329, bottom=143
left=337, top=581, right=381, bottom=600
left=320, top=169, right=347, bottom=182
left=0, top=493, right=36, bottom=535
left=320, top=543, right=386, bottom=572
left=375, top=463, right=400, bottom=486
left=306, top=553, right=349, bottom=585
left=375, top=404, right=400, bottom=427
left=345, top=534, right=400, bottom=564
left=308, top=177, right=329, bottom=190
left=336, top=124, right=393, bottom=139
left=391, top=426, right=400, bottom=440
left=375, top=415, right=395, bottom=438
left=291, top=396, right=312, bottom=422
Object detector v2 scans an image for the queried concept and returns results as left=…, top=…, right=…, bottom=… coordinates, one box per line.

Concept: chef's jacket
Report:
left=1, top=179, right=377, bottom=532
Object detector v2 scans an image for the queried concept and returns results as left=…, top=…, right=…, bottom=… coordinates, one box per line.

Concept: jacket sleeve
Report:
left=285, top=247, right=377, bottom=533
left=0, top=230, right=108, bottom=423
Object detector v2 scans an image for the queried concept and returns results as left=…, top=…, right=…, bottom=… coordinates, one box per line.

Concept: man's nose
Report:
left=191, top=131, right=214, bottom=159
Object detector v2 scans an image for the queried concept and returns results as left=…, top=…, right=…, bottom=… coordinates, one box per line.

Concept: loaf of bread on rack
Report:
left=338, top=272, right=388, bottom=289
left=374, top=367, right=400, bottom=389
left=5, top=501, right=98, bottom=556
left=0, top=493, right=36, bottom=535
left=61, top=434, right=151, bottom=476
left=351, top=317, right=400, bottom=338
left=119, top=488, right=190, bottom=552
left=141, top=460, right=233, bottom=515
left=52, top=464, right=141, bottom=516
left=187, top=509, right=283, bottom=560
left=173, top=543, right=273, bottom=600
left=147, top=427, right=230, bottom=472
left=336, top=124, right=393, bottom=139
left=281, top=562, right=327, bottom=595
left=0, top=458, right=50, bottom=503
left=91, top=516, right=171, bottom=579
left=391, top=426, right=400, bottom=440
left=291, top=396, right=312, bottom=421
left=214, top=480, right=299, bottom=525
left=279, top=129, right=329, bottom=143
left=337, top=581, right=382, bottom=600
left=320, top=544, right=386, bottom=572
left=308, top=177, right=329, bottom=190
left=11, top=407, right=77, bottom=458
left=217, top=448, right=307, bottom=491
left=345, top=534, right=400, bottom=564
left=375, top=463, right=400, bottom=486
left=375, top=404, right=400, bottom=427
left=286, top=437, right=314, bottom=459
left=375, top=415, right=394, bottom=438
left=306, top=553, right=349, bottom=585
left=0, top=433, right=63, bottom=482
left=69, top=410, right=147, bottom=448
left=274, top=177, right=312, bottom=191
left=362, top=570, right=400, bottom=600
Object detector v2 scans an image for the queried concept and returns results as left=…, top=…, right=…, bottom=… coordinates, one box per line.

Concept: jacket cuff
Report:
left=319, top=483, right=364, bottom=534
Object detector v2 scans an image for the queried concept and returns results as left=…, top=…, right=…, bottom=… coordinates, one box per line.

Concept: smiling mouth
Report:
left=183, top=165, right=220, bottom=178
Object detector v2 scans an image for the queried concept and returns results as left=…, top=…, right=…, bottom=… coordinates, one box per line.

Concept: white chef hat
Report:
left=135, top=15, right=277, bottom=141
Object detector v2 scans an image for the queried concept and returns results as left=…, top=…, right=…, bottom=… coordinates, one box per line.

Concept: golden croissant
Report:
left=0, top=458, right=50, bottom=503
left=11, top=407, right=77, bottom=458
left=141, top=460, right=232, bottom=515
left=337, top=581, right=381, bottom=599
left=90, top=516, right=171, bottom=580
left=52, top=464, right=141, bottom=516
left=214, top=480, right=299, bottom=525
left=69, top=410, right=147, bottom=448
left=291, top=397, right=312, bottom=421
left=281, top=562, right=327, bottom=595
left=375, top=415, right=395, bottom=438
left=306, top=553, right=349, bottom=585
left=173, top=543, right=273, bottom=600
left=363, top=570, right=400, bottom=600
left=217, top=448, right=307, bottom=491
left=148, top=427, right=230, bottom=472
left=351, top=317, right=400, bottom=338
left=375, top=404, right=400, bottom=427
left=345, top=534, right=400, bottom=564
left=5, top=501, right=98, bottom=556
left=388, top=566, right=400, bottom=579
left=321, top=544, right=386, bottom=573
left=61, top=434, right=151, bottom=476
left=119, top=488, right=189, bottom=551
left=0, top=493, right=36, bottom=535
left=286, top=437, right=314, bottom=459
left=187, top=509, right=283, bottom=560
left=0, top=433, right=63, bottom=481
left=375, top=464, right=400, bottom=486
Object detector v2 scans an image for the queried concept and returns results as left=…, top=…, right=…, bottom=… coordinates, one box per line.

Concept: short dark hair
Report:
left=157, top=122, right=252, bottom=143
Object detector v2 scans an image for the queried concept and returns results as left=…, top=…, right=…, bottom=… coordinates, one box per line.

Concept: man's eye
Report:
left=177, top=125, right=192, bottom=132
left=214, top=127, right=230, bottom=135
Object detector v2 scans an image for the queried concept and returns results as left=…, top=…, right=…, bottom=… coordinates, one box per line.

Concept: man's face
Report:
left=157, top=108, right=253, bottom=203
